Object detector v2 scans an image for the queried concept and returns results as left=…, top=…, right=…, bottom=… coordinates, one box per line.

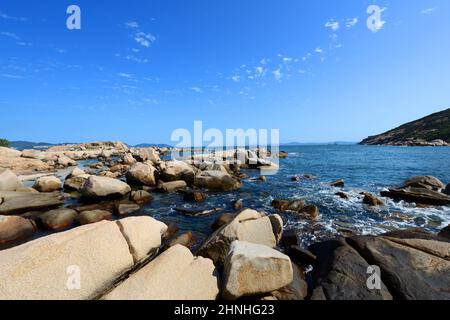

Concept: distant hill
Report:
left=133, top=143, right=172, bottom=148
left=10, top=141, right=60, bottom=150
left=360, top=108, right=450, bottom=146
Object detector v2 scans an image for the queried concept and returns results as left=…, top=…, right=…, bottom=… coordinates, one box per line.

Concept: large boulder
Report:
left=0, top=147, right=21, bottom=158
left=80, top=176, right=131, bottom=199
left=269, top=262, right=308, bottom=300
left=156, top=180, right=187, bottom=193
left=309, top=238, right=393, bottom=300
left=193, top=170, right=242, bottom=191
left=0, top=220, right=136, bottom=299
left=0, top=157, right=51, bottom=174
left=196, top=209, right=283, bottom=265
left=0, top=169, right=23, bottom=191
left=381, top=187, right=450, bottom=206
left=0, top=191, right=64, bottom=215
left=33, top=176, right=62, bottom=192
left=132, top=148, right=160, bottom=165
left=39, top=208, right=78, bottom=230
left=401, top=176, right=445, bottom=191
left=222, top=241, right=293, bottom=300
left=64, top=174, right=90, bottom=191
left=0, top=216, right=36, bottom=250
left=102, top=245, right=219, bottom=300
left=116, top=216, right=167, bottom=263
left=130, top=190, right=153, bottom=205
left=126, top=162, right=157, bottom=186
left=77, top=210, right=112, bottom=225
left=160, top=160, right=195, bottom=184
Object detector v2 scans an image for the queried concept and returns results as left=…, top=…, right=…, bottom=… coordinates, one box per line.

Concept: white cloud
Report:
left=325, top=20, right=340, bottom=32
left=2, top=73, right=24, bottom=79
left=346, top=17, right=358, bottom=28
left=420, top=8, right=437, bottom=15
left=1, top=31, right=21, bottom=41
left=190, top=87, right=202, bottom=93
left=260, top=58, right=269, bottom=65
left=273, top=68, right=282, bottom=81
left=231, top=75, right=240, bottom=82
left=118, top=72, right=132, bottom=78
left=125, top=21, right=139, bottom=28
left=134, top=32, right=156, bottom=48
left=315, top=47, right=323, bottom=54
left=0, top=11, right=27, bottom=22
left=125, top=55, right=149, bottom=63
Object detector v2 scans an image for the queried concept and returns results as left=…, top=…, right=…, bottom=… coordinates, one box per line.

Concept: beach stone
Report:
left=272, top=199, right=306, bottom=212
left=232, top=199, right=243, bottom=210
left=362, top=192, right=384, bottom=206
left=438, top=224, right=450, bottom=240
left=0, top=147, right=21, bottom=158
left=160, top=160, right=195, bottom=184
left=309, top=238, right=393, bottom=300
left=157, top=180, right=187, bottom=193
left=270, top=262, right=308, bottom=300
left=132, top=148, right=160, bottom=165
left=122, top=153, right=136, bottom=165
left=77, top=210, right=112, bottom=225
left=39, top=208, right=78, bottom=230
left=183, top=190, right=207, bottom=203
left=330, top=179, right=345, bottom=188
left=64, top=174, right=90, bottom=191
left=102, top=244, right=219, bottom=300
left=0, top=169, right=23, bottom=191
left=126, top=162, right=157, bottom=186
left=222, top=241, right=293, bottom=300
left=194, top=170, right=242, bottom=191
left=0, top=191, right=64, bottom=215
left=348, top=235, right=450, bottom=300
left=0, top=215, right=36, bottom=249
left=0, top=157, right=51, bottom=174
left=80, top=176, right=131, bottom=199
left=115, top=202, right=141, bottom=216
left=197, top=209, right=283, bottom=265
left=116, top=216, right=167, bottom=263
left=166, top=231, right=196, bottom=250
left=211, top=213, right=236, bottom=231
left=33, top=176, right=62, bottom=192
left=297, top=205, right=320, bottom=220
left=161, top=221, right=179, bottom=240
left=335, top=192, right=350, bottom=200
left=381, top=187, right=450, bottom=206
left=15, top=187, right=38, bottom=193
left=401, top=176, right=445, bottom=191
left=67, top=167, right=85, bottom=178
left=0, top=220, right=134, bottom=299
left=130, top=190, right=153, bottom=205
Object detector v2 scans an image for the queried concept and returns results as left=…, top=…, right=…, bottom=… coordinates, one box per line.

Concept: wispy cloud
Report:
left=190, top=87, right=203, bottom=93
left=325, top=20, right=340, bottom=32
left=125, top=55, right=149, bottom=63
left=0, top=11, right=27, bottom=22
left=272, top=68, right=282, bottom=81
left=125, top=21, right=139, bottom=28
left=314, top=47, right=323, bottom=54
left=2, top=73, right=24, bottom=79
left=420, top=7, right=437, bottom=15
left=118, top=72, right=132, bottom=78
left=346, top=17, right=358, bottom=28
left=134, top=32, right=156, bottom=48
left=1, top=31, right=21, bottom=41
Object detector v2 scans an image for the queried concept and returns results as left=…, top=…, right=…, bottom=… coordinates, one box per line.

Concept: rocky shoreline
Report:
left=1, top=142, right=450, bottom=300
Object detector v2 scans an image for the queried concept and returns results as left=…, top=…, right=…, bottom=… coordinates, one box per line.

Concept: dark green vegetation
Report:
left=360, top=108, right=450, bottom=145
left=0, top=139, right=10, bottom=147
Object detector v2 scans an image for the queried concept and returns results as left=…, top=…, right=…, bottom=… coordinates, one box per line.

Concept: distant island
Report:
left=360, top=108, right=450, bottom=146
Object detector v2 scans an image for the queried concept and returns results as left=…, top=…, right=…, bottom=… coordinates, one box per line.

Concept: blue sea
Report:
left=141, top=145, right=450, bottom=246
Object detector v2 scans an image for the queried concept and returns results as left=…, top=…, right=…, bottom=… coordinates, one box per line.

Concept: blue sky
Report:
left=0, top=0, right=449, bottom=145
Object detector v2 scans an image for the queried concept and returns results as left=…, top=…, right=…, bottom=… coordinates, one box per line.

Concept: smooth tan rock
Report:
left=33, top=176, right=62, bottom=192
left=222, top=241, right=293, bottom=300
left=0, top=191, right=64, bottom=215
left=194, top=170, right=242, bottom=191
left=0, top=157, right=51, bottom=174
left=0, top=215, right=36, bottom=249
left=160, top=160, right=195, bottom=184
left=116, top=216, right=167, bottom=263
left=102, top=244, right=219, bottom=300
left=130, top=190, right=153, bottom=205
left=80, top=176, right=131, bottom=198
left=157, top=180, right=187, bottom=193
left=40, top=208, right=78, bottom=230
left=197, top=209, right=283, bottom=265
left=0, top=169, right=23, bottom=191
left=64, top=174, right=90, bottom=191
left=0, top=220, right=134, bottom=300
left=126, top=162, right=157, bottom=186
left=0, top=147, right=21, bottom=158
left=77, top=210, right=112, bottom=225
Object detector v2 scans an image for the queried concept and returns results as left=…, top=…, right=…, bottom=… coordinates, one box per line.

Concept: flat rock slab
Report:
left=381, top=187, right=450, bottom=206
left=0, top=191, right=64, bottom=215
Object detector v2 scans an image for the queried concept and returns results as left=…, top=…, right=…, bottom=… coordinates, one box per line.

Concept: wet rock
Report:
left=348, top=235, right=450, bottom=300
left=281, top=229, right=298, bottom=248
left=0, top=220, right=135, bottom=299
left=401, top=176, right=445, bottom=191
left=335, top=192, right=349, bottom=200
left=0, top=216, right=36, bottom=250
left=115, top=202, right=141, bottom=216
left=444, top=184, right=450, bottom=196
left=161, top=221, right=179, bottom=240
left=232, top=199, right=243, bottom=211
left=362, top=192, right=384, bottom=206
left=438, top=224, right=450, bottom=240
left=303, top=174, right=317, bottom=180
left=116, top=216, right=167, bottom=263
left=270, top=263, right=308, bottom=300
left=80, top=176, right=131, bottom=199
left=211, top=213, right=235, bottom=231
left=329, top=179, right=345, bottom=188
left=0, top=169, right=23, bottom=191
left=156, top=180, right=187, bottom=193
left=0, top=191, right=64, bottom=215
left=130, top=190, right=153, bottom=205
left=222, top=241, right=293, bottom=300
left=297, top=205, right=320, bottom=220
left=309, top=238, right=393, bottom=300
left=126, top=162, right=157, bottom=187
left=39, top=208, right=78, bottom=231
left=272, top=199, right=306, bottom=212
left=174, top=206, right=219, bottom=217
left=160, top=160, right=195, bottom=184
left=287, top=245, right=317, bottom=265
left=258, top=175, right=266, bottom=182
left=183, top=190, right=207, bottom=203
left=194, top=170, right=242, bottom=191
left=380, top=187, right=450, bottom=206
left=33, top=176, right=62, bottom=192
left=167, top=231, right=196, bottom=250
left=414, top=217, right=426, bottom=226
left=102, top=245, right=219, bottom=300
left=77, top=210, right=112, bottom=225
left=196, top=209, right=283, bottom=265
left=291, top=176, right=301, bottom=182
